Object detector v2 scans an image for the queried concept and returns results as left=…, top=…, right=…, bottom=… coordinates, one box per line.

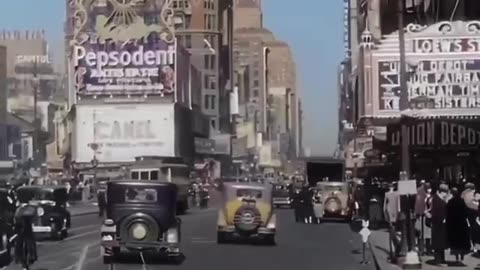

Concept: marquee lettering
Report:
left=378, top=59, right=480, bottom=110
left=389, top=121, right=480, bottom=148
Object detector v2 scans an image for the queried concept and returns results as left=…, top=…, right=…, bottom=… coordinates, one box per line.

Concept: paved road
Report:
left=7, top=209, right=376, bottom=270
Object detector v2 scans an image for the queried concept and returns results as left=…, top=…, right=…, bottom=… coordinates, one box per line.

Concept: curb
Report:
left=368, top=240, right=383, bottom=270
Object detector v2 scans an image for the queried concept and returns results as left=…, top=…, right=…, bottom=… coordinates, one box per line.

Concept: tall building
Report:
left=233, top=0, right=262, bottom=29
left=0, top=45, right=6, bottom=123
left=172, top=0, right=233, bottom=133
left=232, top=0, right=300, bottom=172
left=0, top=30, right=60, bottom=116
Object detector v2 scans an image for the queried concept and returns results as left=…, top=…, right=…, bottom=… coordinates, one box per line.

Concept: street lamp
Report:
left=31, top=61, right=40, bottom=168
left=397, top=0, right=421, bottom=268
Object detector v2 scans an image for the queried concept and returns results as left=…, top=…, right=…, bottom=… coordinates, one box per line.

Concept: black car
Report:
left=272, top=184, right=292, bottom=208
left=16, top=186, right=71, bottom=240
left=101, top=180, right=181, bottom=264
left=0, top=188, right=15, bottom=267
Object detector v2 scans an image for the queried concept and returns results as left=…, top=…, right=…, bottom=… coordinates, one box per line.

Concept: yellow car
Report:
left=217, top=182, right=276, bottom=245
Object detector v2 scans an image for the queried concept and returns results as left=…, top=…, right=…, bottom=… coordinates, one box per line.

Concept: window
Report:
left=211, top=118, right=216, bottom=128
left=253, top=89, right=259, bottom=97
left=184, top=0, right=190, bottom=8
left=204, top=94, right=210, bottom=109
left=204, top=55, right=209, bottom=69
left=253, top=70, right=259, bottom=76
left=125, top=188, right=157, bottom=202
left=204, top=95, right=216, bottom=110
left=140, top=171, right=149, bottom=180
left=204, top=55, right=215, bottom=70
left=173, top=1, right=178, bottom=8
left=151, top=170, right=159, bottom=180
left=211, top=95, right=216, bottom=110
left=204, top=14, right=208, bottom=29
left=185, top=35, right=191, bottom=48
left=131, top=171, right=139, bottom=180
left=204, top=74, right=209, bottom=89
left=184, top=15, right=191, bottom=28
left=253, top=80, right=259, bottom=87
left=204, top=0, right=207, bottom=8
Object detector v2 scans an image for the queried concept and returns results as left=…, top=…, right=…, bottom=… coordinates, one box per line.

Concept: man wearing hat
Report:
left=462, top=182, right=477, bottom=211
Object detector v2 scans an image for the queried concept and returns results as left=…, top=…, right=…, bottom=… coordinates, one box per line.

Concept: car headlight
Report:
left=37, top=207, right=44, bottom=217
left=166, top=228, right=178, bottom=243
left=131, top=223, right=147, bottom=240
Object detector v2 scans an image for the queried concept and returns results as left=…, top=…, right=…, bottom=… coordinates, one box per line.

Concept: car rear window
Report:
left=125, top=187, right=157, bottom=202
left=236, top=189, right=262, bottom=199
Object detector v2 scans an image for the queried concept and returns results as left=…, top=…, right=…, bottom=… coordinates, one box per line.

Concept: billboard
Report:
left=73, top=104, right=175, bottom=163
left=70, top=0, right=176, bottom=96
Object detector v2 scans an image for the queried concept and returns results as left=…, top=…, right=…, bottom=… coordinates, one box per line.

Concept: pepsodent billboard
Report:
left=70, top=0, right=176, bottom=95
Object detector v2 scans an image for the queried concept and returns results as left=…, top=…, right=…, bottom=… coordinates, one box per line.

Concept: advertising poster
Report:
left=70, top=0, right=176, bottom=95
left=74, top=104, right=176, bottom=163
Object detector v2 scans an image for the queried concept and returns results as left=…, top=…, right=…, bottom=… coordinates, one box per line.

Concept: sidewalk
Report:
left=369, top=230, right=480, bottom=270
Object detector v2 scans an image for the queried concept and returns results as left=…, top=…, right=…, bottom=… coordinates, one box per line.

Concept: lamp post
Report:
left=31, top=60, right=40, bottom=168
left=397, top=0, right=421, bottom=268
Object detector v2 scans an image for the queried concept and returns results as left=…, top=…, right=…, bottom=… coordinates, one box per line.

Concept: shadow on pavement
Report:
left=113, top=252, right=186, bottom=265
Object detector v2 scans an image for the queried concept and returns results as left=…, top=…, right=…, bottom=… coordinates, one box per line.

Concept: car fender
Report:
left=217, top=209, right=227, bottom=227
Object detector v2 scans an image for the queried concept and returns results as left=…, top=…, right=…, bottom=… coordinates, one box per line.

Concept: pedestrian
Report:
left=423, top=185, right=433, bottom=255
left=383, top=183, right=401, bottom=259
left=292, top=189, right=302, bottom=222
left=431, top=184, right=449, bottom=265
left=312, top=190, right=323, bottom=224
left=301, top=187, right=314, bottom=224
left=97, top=189, right=106, bottom=217
left=446, top=187, right=471, bottom=263
left=415, top=181, right=427, bottom=253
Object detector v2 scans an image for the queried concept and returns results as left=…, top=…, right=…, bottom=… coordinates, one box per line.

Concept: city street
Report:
left=7, top=208, right=375, bottom=270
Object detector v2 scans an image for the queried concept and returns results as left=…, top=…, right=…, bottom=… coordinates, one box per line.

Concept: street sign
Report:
left=91, top=157, right=99, bottom=168
left=359, top=220, right=371, bottom=243
left=89, top=143, right=99, bottom=151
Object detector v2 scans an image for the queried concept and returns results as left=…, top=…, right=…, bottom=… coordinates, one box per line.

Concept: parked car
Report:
left=217, top=182, right=276, bottom=245
left=16, top=186, right=71, bottom=240
left=101, top=180, right=181, bottom=264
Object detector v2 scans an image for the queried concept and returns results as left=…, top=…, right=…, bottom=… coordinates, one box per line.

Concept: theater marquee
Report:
left=370, top=21, right=480, bottom=117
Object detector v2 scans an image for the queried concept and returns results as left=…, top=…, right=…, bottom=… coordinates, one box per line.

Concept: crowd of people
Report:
left=380, top=180, right=480, bottom=266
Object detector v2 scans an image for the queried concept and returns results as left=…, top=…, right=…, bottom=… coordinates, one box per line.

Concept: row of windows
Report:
left=172, top=0, right=190, bottom=9
left=204, top=14, right=216, bottom=30
left=204, top=0, right=215, bottom=10
left=177, top=34, right=216, bottom=49
left=204, top=94, right=216, bottom=110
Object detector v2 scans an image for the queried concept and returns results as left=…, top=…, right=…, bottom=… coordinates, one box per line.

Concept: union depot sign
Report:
left=368, top=21, right=480, bottom=118
left=387, top=120, right=480, bottom=151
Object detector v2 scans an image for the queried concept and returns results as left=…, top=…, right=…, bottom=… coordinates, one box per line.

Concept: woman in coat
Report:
left=431, top=184, right=449, bottom=265
left=446, top=188, right=471, bottom=263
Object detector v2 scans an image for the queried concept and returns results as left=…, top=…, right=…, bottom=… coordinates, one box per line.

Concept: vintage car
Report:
left=101, top=180, right=181, bottom=264
left=314, top=181, right=352, bottom=221
left=0, top=188, right=15, bottom=267
left=272, top=184, right=292, bottom=208
left=16, top=185, right=71, bottom=239
left=217, top=182, right=276, bottom=245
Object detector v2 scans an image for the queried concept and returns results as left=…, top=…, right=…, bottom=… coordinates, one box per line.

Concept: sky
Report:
left=0, top=0, right=345, bottom=156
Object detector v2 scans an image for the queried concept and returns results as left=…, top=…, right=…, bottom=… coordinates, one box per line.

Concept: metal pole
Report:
left=33, top=60, right=38, bottom=168
left=398, top=0, right=421, bottom=268
left=398, top=0, right=410, bottom=177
